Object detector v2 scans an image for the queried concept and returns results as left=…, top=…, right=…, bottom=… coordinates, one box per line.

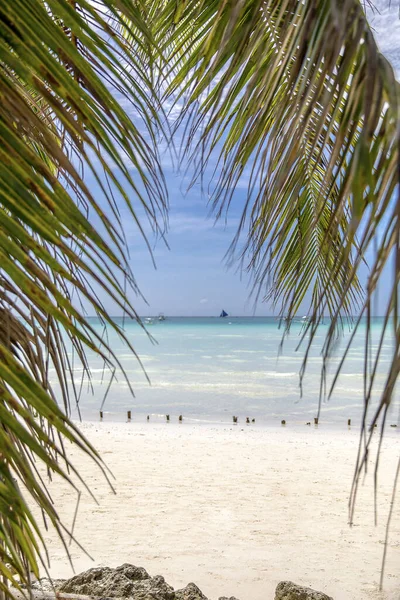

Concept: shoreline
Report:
left=70, top=414, right=400, bottom=436
left=36, top=422, right=400, bottom=600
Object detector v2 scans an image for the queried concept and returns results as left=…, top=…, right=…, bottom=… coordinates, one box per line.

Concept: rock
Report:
left=175, top=583, right=208, bottom=600
left=27, top=565, right=239, bottom=600
left=275, top=581, right=333, bottom=600
left=58, top=564, right=174, bottom=600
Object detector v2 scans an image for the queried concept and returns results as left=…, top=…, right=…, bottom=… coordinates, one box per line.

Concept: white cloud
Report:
left=366, top=1, right=400, bottom=77
left=200, top=298, right=208, bottom=304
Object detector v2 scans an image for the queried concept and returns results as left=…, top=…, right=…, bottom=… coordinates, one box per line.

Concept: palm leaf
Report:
left=127, top=0, right=399, bottom=517
left=0, top=0, right=168, bottom=593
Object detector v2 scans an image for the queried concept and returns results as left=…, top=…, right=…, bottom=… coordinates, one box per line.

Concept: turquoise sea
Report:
left=59, top=317, right=398, bottom=426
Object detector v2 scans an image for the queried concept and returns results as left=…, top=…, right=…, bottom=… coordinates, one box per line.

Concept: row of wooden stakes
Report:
left=279, top=419, right=397, bottom=427
left=234, top=416, right=326, bottom=425
left=99, top=411, right=183, bottom=422
left=97, top=411, right=397, bottom=428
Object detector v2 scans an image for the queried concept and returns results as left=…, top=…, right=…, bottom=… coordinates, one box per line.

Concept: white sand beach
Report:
left=36, top=422, right=400, bottom=600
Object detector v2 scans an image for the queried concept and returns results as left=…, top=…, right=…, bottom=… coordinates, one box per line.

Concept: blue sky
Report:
left=86, top=3, right=400, bottom=318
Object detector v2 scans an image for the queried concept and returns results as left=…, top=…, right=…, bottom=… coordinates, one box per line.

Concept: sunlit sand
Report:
left=34, top=422, right=400, bottom=600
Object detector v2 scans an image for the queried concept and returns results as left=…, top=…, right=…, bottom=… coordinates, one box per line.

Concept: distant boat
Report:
left=158, top=313, right=166, bottom=321
left=220, top=310, right=228, bottom=318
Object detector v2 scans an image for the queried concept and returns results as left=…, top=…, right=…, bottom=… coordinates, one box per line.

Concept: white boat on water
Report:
left=143, top=314, right=166, bottom=325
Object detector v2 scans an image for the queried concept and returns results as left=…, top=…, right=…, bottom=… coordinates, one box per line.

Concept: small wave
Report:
left=233, top=350, right=264, bottom=354
left=216, top=334, right=246, bottom=338
left=264, top=371, right=298, bottom=378
left=319, top=403, right=366, bottom=412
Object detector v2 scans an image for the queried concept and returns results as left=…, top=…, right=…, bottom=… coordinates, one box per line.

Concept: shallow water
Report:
left=53, top=317, right=398, bottom=426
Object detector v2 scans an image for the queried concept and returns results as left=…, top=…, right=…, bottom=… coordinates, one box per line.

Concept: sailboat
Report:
left=220, top=309, right=228, bottom=318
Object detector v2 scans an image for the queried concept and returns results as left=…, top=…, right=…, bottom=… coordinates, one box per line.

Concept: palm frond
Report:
left=145, top=0, right=399, bottom=511
left=0, top=0, right=167, bottom=592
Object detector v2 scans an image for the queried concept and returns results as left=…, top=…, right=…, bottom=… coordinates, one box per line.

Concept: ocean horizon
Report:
left=56, top=316, right=398, bottom=427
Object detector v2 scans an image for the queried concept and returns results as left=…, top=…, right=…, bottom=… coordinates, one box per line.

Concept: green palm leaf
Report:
left=124, top=0, right=399, bottom=515
left=153, top=0, right=400, bottom=460
left=0, top=0, right=167, bottom=593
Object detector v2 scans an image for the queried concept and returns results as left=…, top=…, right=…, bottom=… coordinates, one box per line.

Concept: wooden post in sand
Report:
left=314, top=417, right=319, bottom=425
left=233, top=416, right=238, bottom=423
left=179, top=415, right=183, bottom=422
left=127, top=410, right=131, bottom=421
left=100, top=411, right=103, bottom=420
left=281, top=420, right=286, bottom=425
left=166, top=414, right=170, bottom=422
left=147, top=415, right=150, bottom=421
left=348, top=419, right=351, bottom=426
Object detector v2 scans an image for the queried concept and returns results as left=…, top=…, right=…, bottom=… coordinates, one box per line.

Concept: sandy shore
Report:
left=34, top=422, right=399, bottom=600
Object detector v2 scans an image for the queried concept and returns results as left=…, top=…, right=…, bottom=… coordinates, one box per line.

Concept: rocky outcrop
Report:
left=58, top=564, right=174, bottom=600
left=26, top=565, right=334, bottom=600
left=275, top=581, right=333, bottom=600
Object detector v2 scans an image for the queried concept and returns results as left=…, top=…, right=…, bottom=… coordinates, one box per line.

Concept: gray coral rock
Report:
left=58, top=564, right=174, bottom=600
left=175, top=583, right=208, bottom=600
left=275, top=581, right=333, bottom=600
